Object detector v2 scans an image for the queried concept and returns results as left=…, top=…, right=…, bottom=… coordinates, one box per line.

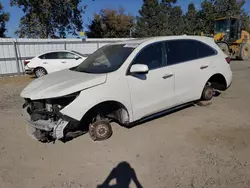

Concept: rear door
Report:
left=165, top=40, right=216, bottom=105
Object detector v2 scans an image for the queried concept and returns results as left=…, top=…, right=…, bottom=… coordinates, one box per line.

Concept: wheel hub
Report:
left=36, top=69, right=46, bottom=77
left=205, top=89, right=213, bottom=99
left=96, top=125, right=108, bottom=137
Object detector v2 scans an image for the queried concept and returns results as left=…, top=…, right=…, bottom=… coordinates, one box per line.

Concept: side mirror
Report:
left=75, top=55, right=81, bottom=60
left=130, top=64, right=149, bottom=74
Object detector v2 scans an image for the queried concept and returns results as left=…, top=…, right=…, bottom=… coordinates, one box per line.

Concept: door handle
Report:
left=162, top=73, right=173, bottom=79
left=43, top=62, right=48, bottom=64
left=200, top=65, right=208, bottom=69
left=61, top=61, right=67, bottom=63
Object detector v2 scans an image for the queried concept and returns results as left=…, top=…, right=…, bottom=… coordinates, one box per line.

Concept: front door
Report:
left=58, top=52, right=83, bottom=70
left=126, top=42, right=175, bottom=120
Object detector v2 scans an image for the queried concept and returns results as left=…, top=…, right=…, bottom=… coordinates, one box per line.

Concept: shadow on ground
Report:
left=97, top=161, right=143, bottom=188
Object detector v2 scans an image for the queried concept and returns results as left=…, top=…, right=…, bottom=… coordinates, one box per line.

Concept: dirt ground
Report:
left=0, top=60, right=250, bottom=188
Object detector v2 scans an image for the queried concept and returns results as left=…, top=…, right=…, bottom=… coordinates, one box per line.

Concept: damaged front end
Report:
left=22, top=92, right=81, bottom=142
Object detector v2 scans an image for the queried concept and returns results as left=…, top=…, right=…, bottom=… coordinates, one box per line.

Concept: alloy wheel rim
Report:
left=36, top=69, right=45, bottom=77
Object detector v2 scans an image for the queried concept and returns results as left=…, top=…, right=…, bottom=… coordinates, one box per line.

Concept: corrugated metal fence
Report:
left=0, top=38, right=130, bottom=76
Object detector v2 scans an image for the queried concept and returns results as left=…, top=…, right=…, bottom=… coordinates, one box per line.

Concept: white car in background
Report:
left=21, top=36, right=232, bottom=142
left=24, top=50, right=88, bottom=77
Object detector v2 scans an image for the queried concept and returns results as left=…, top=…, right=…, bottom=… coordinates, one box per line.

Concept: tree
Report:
left=11, top=0, right=85, bottom=38
left=134, top=0, right=161, bottom=37
left=15, top=12, right=43, bottom=38
left=214, top=0, right=245, bottom=17
left=184, top=3, right=200, bottom=35
left=162, top=0, right=177, bottom=6
left=199, top=0, right=217, bottom=34
left=134, top=0, right=178, bottom=37
left=168, top=6, right=184, bottom=35
left=86, top=8, right=134, bottom=38
left=0, top=1, right=9, bottom=37
left=241, top=12, right=250, bottom=33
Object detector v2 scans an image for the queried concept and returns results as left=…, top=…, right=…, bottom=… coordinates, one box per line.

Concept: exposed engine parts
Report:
left=22, top=93, right=80, bottom=142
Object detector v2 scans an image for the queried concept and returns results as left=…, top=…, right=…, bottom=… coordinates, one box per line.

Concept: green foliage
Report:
left=0, top=1, right=9, bottom=37
left=134, top=0, right=162, bottom=37
left=134, top=0, right=180, bottom=37
left=86, top=8, right=135, bottom=38
left=214, top=0, right=245, bottom=17
left=133, top=0, right=250, bottom=37
left=11, top=0, right=85, bottom=38
left=168, top=6, right=184, bottom=35
left=241, top=12, right=250, bottom=33
left=199, top=0, right=217, bottom=34
left=184, top=3, right=202, bottom=35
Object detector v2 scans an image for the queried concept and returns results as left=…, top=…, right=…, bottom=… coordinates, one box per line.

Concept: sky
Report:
left=2, top=0, right=250, bottom=38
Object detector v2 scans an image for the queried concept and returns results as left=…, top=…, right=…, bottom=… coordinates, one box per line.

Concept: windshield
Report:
left=215, top=19, right=229, bottom=33
left=75, top=44, right=135, bottom=74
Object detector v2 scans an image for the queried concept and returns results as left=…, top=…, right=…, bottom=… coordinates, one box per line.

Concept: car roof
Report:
left=36, top=50, right=81, bottom=57
left=40, top=50, right=73, bottom=54
left=114, top=35, right=215, bottom=46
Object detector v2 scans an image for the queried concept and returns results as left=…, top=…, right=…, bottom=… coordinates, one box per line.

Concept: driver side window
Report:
left=58, top=52, right=76, bottom=59
left=133, top=43, right=164, bottom=70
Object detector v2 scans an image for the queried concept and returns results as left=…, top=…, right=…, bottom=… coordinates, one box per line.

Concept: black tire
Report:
left=239, top=43, right=250, bottom=60
left=201, top=85, right=214, bottom=101
left=89, top=120, right=112, bottom=141
left=34, top=67, right=47, bottom=78
left=217, top=43, right=230, bottom=56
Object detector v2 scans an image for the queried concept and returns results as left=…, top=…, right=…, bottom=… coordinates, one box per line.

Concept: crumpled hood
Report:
left=21, top=69, right=107, bottom=100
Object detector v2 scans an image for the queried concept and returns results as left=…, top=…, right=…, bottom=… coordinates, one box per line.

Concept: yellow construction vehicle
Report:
left=214, top=16, right=250, bottom=60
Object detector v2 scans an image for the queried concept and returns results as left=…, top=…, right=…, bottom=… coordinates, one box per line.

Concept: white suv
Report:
left=21, top=36, right=232, bottom=142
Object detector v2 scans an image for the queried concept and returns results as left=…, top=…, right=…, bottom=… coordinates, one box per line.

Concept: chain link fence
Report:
left=0, top=38, right=131, bottom=76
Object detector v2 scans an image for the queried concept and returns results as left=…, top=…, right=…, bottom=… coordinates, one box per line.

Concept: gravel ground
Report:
left=0, top=60, right=250, bottom=188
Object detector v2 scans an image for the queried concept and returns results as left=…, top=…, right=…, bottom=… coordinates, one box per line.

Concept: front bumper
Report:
left=22, top=106, right=56, bottom=131
left=22, top=105, right=70, bottom=141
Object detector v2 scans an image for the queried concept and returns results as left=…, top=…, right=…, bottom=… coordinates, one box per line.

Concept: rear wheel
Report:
left=201, top=84, right=214, bottom=101
left=217, top=43, right=230, bottom=56
left=239, top=43, right=250, bottom=60
left=34, top=67, right=47, bottom=78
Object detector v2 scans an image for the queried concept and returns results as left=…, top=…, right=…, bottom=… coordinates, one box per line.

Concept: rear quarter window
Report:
left=39, top=54, right=46, bottom=59
left=197, top=41, right=217, bottom=58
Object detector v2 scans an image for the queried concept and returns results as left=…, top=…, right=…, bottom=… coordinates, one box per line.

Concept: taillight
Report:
left=24, top=60, right=30, bottom=66
left=225, top=57, right=231, bottom=64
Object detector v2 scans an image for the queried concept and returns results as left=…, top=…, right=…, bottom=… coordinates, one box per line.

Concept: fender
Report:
left=60, top=80, right=134, bottom=122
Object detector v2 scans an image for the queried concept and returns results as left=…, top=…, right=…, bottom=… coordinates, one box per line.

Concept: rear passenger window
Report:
left=197, top=41, right=217, bottom=58
left=165, top=40, right=198, bottom=65
left=39, top=54, right=46, bottom=59
left=58, top=52, right=76, bottom=59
